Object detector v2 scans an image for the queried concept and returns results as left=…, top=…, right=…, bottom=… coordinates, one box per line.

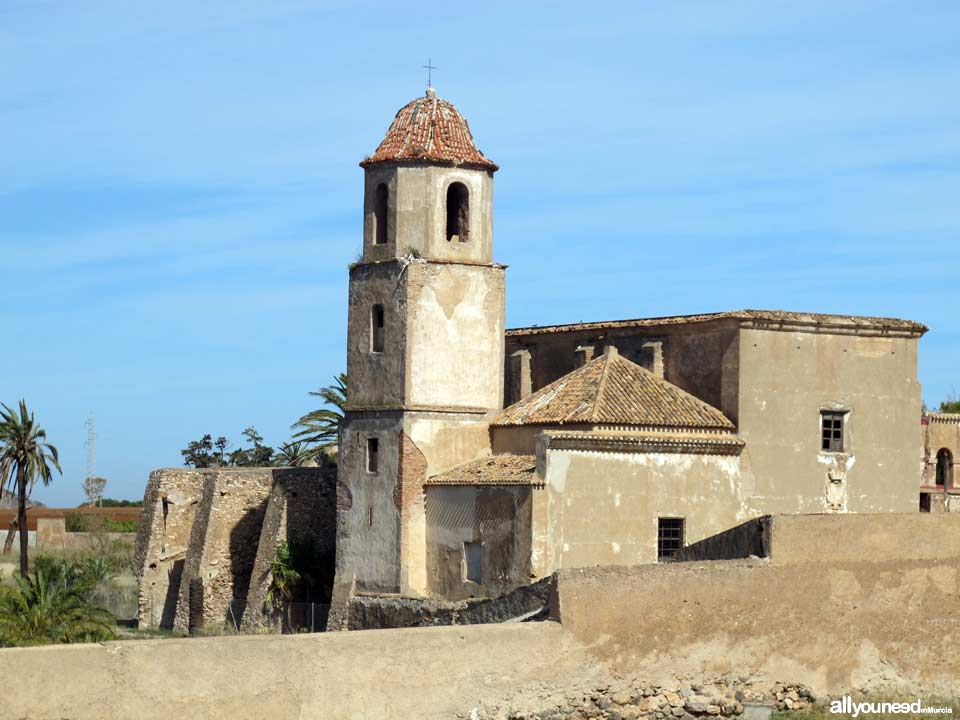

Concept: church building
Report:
left=334, top=88, right=929, bottom=601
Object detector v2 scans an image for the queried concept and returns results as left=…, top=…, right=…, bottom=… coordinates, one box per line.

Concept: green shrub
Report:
left=0, top=559, right=116, bottom=646
left=64, top=514, right=137, bottom=533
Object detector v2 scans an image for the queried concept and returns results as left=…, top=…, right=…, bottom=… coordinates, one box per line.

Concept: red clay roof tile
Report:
left=361, top=90, right=498, bottom=172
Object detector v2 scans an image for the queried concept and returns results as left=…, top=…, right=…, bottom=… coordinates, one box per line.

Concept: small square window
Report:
left=657, top=517, right=684, bottom=561
left=464, top=541, right=483, bottom=583
left=366, top=437, right=379, bottom=473
left=820, top=411, right=846, bottom=452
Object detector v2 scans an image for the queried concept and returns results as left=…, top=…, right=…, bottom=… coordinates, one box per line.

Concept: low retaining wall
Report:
left=0, top=623, right=604, bottom=720
left=553, top=556, right=960, bottom=696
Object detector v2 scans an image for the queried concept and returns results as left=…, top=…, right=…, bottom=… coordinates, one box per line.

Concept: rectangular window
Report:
left=920, top=493, right=931, bottom=513
left=366, top=437, right=379, bottom=473
left=821, top=411, right=845, bottom=452
left=370, top=304, right=385, bottom=353
left=657, top=517, right=684, bottom=561
left=464, top=541, right=483, bottom=584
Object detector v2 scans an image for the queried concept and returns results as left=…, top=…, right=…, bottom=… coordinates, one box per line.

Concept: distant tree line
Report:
left=179, top=374, right=346, bottom=469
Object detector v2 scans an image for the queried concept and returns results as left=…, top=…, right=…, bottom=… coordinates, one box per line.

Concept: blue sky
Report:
left=1, top=1, right=957, bottom=505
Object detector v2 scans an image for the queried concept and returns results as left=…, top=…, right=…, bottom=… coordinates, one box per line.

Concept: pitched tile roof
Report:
left=425, top=454, right=539, bottom=486
left=506, top=309, right=927, bottom=337
left=360, top=90, right=498, bottom=172
left=494, top=347, right=734, bottom=431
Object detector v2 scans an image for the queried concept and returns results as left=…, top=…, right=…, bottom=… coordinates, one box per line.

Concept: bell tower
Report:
left=336, top=88, right=505, bottom=596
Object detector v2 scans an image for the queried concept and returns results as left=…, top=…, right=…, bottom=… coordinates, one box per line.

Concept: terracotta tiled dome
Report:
left=361, top=89, right=498, bottom=172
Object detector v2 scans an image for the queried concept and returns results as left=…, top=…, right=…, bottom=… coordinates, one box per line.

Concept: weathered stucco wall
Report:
left=554, top=513, right=960, bottom=695
left=425, top=485, right=532, bottom=599
left=340, top=178, right=505, bottom=599
left=336, top=415, right=404, bottom=594
left=737, top=328, right=922, bottom=515
left=534, top=443, right=748, bottom=572
left=362, top=165, right=495, bottom=265
left=675, top=513, right=960, bottom=565
left=135, top=469, right=205, bottom=629
left=404, top=260, right=504, bottom=411
left=0, top=623, right=600, bottom=720
left=345, top=261, right=408, bottom=409
left=768, top=512, right=960, bottom=564
left=173, top=469, right=274, bottom=633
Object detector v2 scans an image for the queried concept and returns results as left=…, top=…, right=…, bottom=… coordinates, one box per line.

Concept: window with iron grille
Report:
left=657, top=517, right=684, bottom=561
left=820, top=411, right=845, bottom=452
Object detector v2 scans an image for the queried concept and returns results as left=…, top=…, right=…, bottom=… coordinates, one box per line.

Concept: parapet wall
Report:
left=676, top=512, right=960, bottom=564
left=553, top=513, right=960, bottom=696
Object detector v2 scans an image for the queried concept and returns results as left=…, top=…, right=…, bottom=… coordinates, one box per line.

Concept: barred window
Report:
left=657, top=517, right=684, bottom=561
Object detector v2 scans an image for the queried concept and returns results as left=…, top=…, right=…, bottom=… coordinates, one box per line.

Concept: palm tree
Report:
left=290, top=373, right=347, bottom=461
left=275, top=441, right=312, bottom=467
left=0, top=560, right=115, bottom=646
left=0, top=401, right=62, bottom=575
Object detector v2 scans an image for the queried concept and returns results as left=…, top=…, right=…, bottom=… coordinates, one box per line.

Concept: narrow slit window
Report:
left=657, top=517, right=684, bottom=561
left=373, top=184, right=388, bottom=245
left=445, top=182, right=469, bottom=242
left=370, top=304, right=385, bottom=353
left=366, top=437, right=379, bottom=473
left=464, top=541, right=483, bottom=583
left=820, top=411, right=845, bottom=452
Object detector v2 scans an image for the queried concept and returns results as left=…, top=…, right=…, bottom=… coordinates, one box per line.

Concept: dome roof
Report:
left=361, top=89, right=498, bottom=172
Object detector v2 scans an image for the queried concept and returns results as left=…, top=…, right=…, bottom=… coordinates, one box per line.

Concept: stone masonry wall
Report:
left=135, top=469, right=205, bottom=629
left=242, top=466, right=336, bottom=630
left=173, top=469, right=274, bottom=633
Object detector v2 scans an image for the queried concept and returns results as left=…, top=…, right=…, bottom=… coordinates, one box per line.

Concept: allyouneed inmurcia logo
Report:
left=830, top=697, right=954, bottom=717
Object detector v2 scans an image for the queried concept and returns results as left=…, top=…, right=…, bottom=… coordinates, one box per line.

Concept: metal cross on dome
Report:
left=422, top=58, right=438, bottom=88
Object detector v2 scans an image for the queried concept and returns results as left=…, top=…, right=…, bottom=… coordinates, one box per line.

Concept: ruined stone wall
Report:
left=243, top=467, right=336, bottom=629
left=348, top=575, right=552, bottom=629
left=173, top=469, right=274, bottom=633
left=737, top=328, right=922, bottom=515
left=425, top=485, right=532, bottom=600
left=135, top=469, right=205, bottom=629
